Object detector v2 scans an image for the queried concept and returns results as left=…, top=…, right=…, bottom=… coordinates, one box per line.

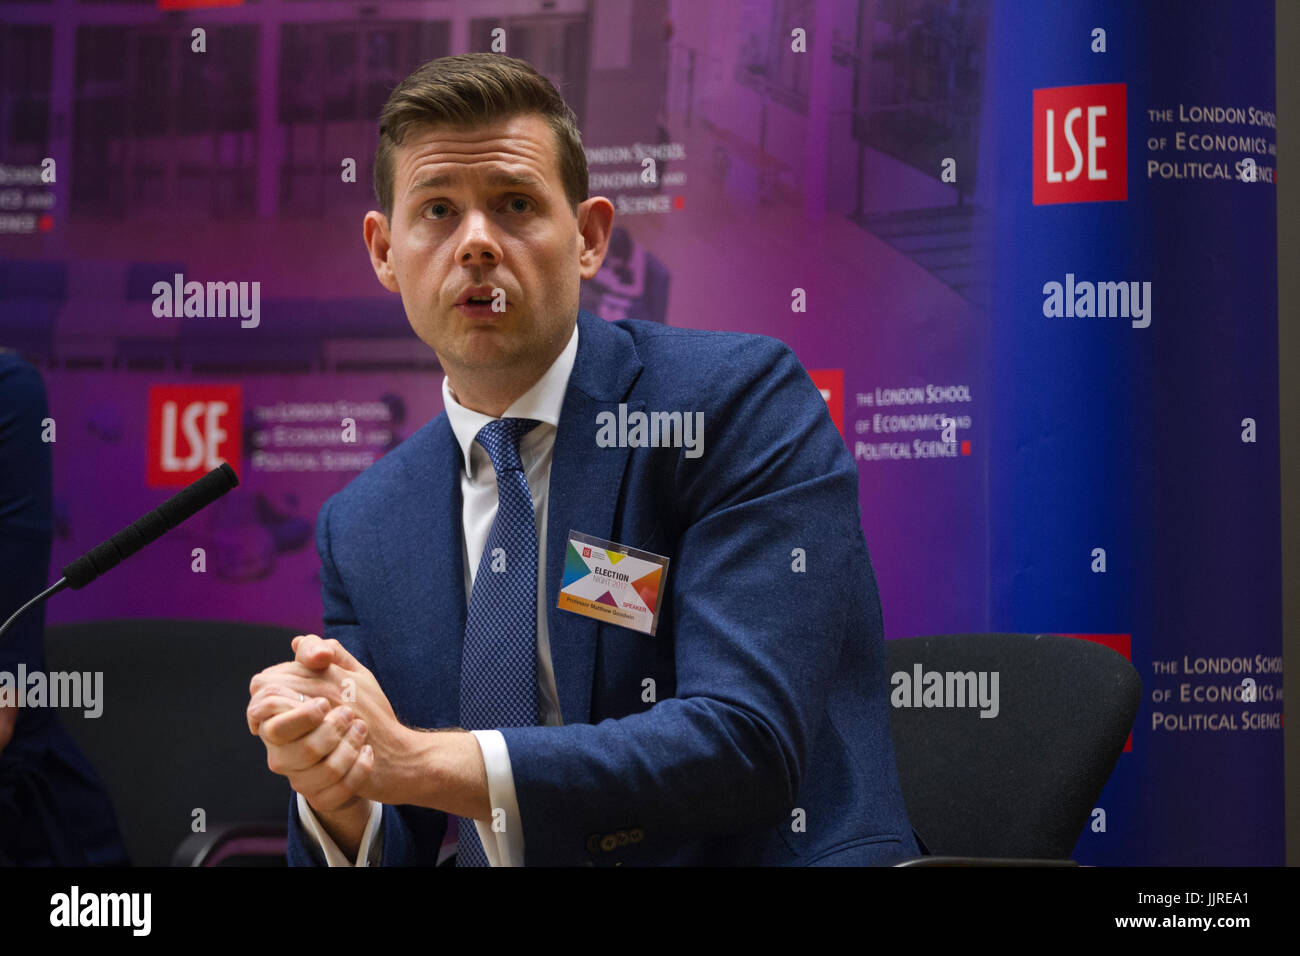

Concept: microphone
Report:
left=0, top=463, right=239, bottom=641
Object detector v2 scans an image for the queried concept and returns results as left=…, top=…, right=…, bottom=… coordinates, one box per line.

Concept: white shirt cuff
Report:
left=296, top=792, right=383, bottom=867
left=469, top=729, right=525, bottom=866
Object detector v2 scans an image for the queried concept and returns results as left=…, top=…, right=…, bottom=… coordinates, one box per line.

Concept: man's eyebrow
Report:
left=406, top=171, right=544, bottom=196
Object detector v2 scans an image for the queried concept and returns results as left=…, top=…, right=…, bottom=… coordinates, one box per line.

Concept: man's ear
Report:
left=364, top=210, right=400, bottom=293
left=576, top=196, right=615, bottom=280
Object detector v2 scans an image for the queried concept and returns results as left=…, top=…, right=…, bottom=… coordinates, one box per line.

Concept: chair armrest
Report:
left=172, top=823, right=288, bottom=867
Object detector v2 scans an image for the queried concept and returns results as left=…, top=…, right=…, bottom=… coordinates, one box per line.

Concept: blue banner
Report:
left=983, top=0, right=1281, bottom=864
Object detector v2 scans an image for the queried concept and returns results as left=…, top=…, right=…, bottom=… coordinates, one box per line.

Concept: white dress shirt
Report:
left=297, top=321, right=579, bottom=866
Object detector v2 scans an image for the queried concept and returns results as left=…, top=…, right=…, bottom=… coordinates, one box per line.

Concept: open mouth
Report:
left=457, top=284, right=508, bottom=309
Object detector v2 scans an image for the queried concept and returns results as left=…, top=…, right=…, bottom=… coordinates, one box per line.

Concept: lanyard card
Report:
left=557, top=530, right=669, bottom=635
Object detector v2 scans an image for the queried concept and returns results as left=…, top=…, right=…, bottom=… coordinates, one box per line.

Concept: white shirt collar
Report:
left=442, top=320, right=579, bottom=481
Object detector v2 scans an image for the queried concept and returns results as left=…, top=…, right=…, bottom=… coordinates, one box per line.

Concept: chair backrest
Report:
left=885, top=633, right=1140, bottom=859
left=43, top=618, right=299, bottom=866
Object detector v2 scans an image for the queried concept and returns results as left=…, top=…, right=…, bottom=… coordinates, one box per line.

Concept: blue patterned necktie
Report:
left=456, top=417, right=543, bottom=867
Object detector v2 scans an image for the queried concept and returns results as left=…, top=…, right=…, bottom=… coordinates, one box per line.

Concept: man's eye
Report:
left=507, top=197, right=532, bottom=213
left=425, top=202, right=451, bottom=219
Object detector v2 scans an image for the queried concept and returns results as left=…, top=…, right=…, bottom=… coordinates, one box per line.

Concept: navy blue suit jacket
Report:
left=288, top=310, right=918, bottom=866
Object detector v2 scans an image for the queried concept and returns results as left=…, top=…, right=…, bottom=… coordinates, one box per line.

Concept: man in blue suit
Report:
left=246, top=53, right=918, bottom=866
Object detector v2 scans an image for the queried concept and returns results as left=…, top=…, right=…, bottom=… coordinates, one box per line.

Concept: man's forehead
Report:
left=405, top=166, right=546, bottom=196
left=396, top=117, right=560, bottom=195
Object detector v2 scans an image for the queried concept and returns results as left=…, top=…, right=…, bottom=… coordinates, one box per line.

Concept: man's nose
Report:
left=457, top=211, right=500, bottom=264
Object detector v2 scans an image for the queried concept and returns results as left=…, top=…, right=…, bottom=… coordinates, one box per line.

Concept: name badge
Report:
left=557, top=530, right=669, bottom=635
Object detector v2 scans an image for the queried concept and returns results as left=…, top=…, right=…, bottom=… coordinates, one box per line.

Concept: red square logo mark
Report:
left=1033, top=83, right=1127, bottom=205
left=808, top=369, right=844, bottom=437
left=582, top=547, right=592, bottom=558
left=147, top=385, right=241, bottom=487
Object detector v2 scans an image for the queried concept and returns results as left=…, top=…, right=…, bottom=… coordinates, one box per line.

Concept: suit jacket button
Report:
left=629, top=828, right=644, bottom=843
left=586, top=834, right=601, bottom=854
left=615, top=830, right=630, bottom=847
left=600, top=834, right=617, bottom=852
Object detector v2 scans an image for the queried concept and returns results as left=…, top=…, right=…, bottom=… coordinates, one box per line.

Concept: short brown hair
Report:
left=373, top=53, right=588, bottom=223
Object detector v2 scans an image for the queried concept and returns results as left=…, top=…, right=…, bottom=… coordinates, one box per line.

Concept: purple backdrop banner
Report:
left=0, top=0, right=1280, bottom=864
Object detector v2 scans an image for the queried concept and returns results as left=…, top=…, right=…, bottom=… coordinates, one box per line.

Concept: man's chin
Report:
left=453, top=335, right=530, bottom=371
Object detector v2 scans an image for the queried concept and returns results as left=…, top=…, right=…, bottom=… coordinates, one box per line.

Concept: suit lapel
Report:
left=543, top=310, right=642, bottom=726
left=390, top=413, right=468, bottom=730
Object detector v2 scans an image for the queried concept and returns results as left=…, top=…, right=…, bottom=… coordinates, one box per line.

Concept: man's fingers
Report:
left=248, top=681, right=309, bottom=712
left=294, top=634, right=359, bottom=673
left=293, top=633, right=334, bottom=671
left=249, top=665, right=342, bottom=706
left=321, top=638, right=360, bottom=671
left=250, top=660, right=328, bottom=698
left=247, top=687, right=312, bottom=735
left=307, top=743, right=374, bottom=814
left=261, top=697, right=331, bottom=748
left=267, top=706, right=356, bottom=773
left=290, top=633, right=324, bottom=654
left=287, top=718, right=368, bottom=794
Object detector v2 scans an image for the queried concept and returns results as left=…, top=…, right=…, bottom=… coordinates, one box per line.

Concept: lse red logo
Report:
left=147, top=385, right=241, bottom=487
left=582, top=547, right=592, bottom=558
left=808, top=369, right=844, bottom=437
left=1033, top=83, right=1127, bottom=204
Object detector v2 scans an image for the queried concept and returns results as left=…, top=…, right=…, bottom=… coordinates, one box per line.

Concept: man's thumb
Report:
left=292, top=633, right=334, bottom=669
left=323, top=638, right=360, bottom=671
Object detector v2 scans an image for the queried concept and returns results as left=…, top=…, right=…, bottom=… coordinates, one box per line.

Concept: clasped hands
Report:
left=246, top=634, right=414, bottom=814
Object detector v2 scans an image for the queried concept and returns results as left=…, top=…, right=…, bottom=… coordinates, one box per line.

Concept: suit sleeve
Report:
left=286, top=493, right=446, bottom=867
left=499, top=338, right=866, bottom=864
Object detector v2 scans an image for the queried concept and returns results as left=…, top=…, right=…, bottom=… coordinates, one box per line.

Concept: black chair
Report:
left=885, top=633, right=1140, bottom=866
left=170, top=823, right=289, bottom=867
left=43, top=618, right=299, bottom=865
